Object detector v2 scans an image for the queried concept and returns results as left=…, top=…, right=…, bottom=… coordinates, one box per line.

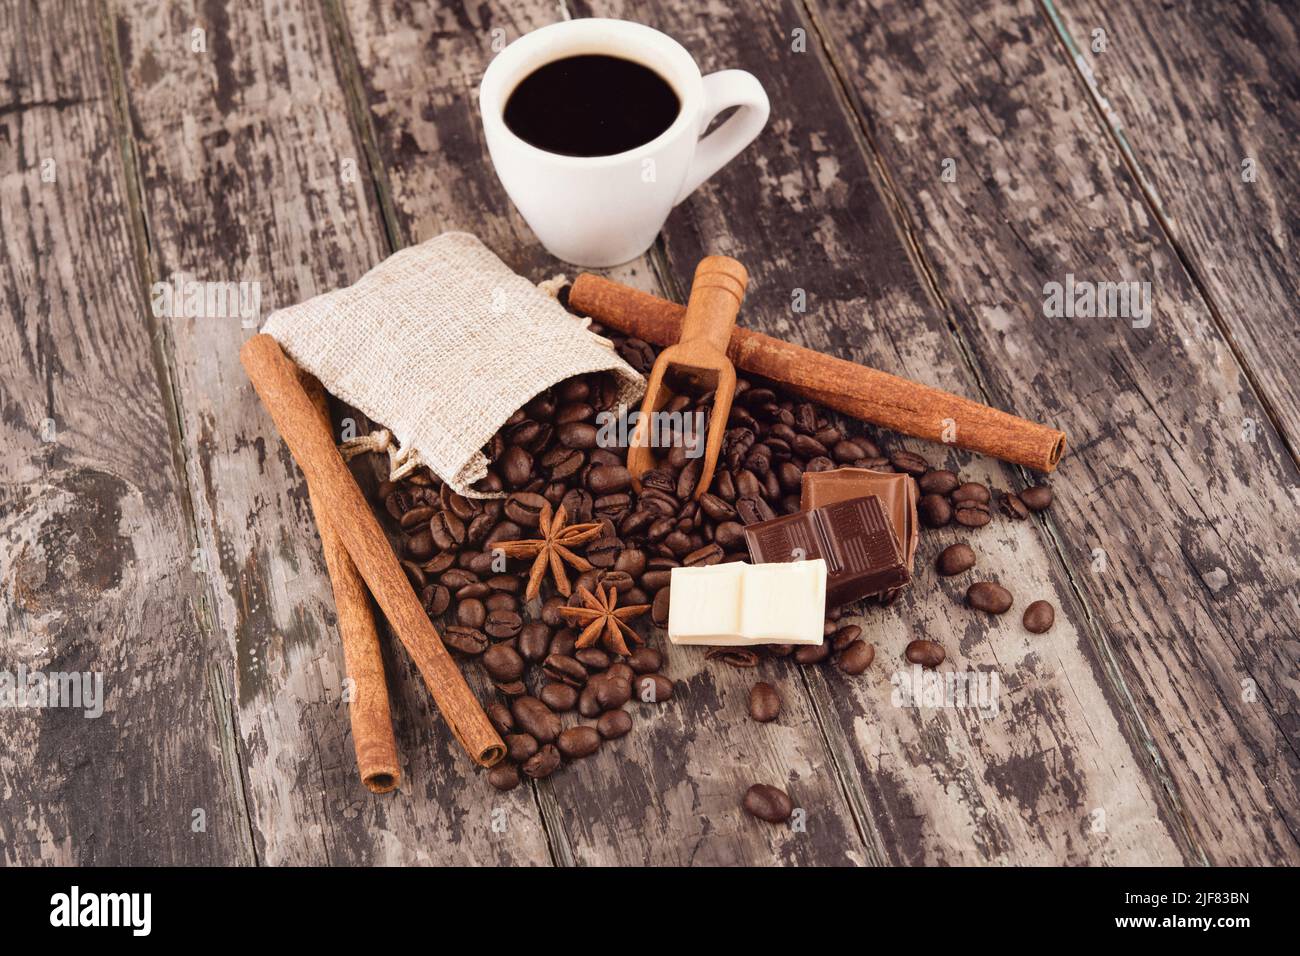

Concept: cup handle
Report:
left=673, top=70, right=770, bottom=206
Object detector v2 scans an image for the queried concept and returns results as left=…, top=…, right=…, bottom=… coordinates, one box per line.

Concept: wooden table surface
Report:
left=2, top=0, right=1297, bottom=867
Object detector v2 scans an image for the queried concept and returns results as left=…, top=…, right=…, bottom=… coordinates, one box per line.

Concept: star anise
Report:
left=490, top=502, right=602, bottom=602
left=559, top=585, right=651, bottom=657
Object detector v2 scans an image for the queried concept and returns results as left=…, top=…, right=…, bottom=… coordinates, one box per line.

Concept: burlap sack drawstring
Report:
left=263, top=232, right=645, bottom=496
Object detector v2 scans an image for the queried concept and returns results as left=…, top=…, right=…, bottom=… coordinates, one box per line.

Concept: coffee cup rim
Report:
left=479, top=18, right=703, bottom=167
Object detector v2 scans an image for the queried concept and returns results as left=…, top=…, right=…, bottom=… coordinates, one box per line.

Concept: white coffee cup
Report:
left=479, top=19, right=769, bottom=267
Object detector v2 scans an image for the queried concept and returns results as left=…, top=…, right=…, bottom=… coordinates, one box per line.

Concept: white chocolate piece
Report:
left=738, top=561, right=827, bottom=644
left=667, top=560, right=826, bottom=646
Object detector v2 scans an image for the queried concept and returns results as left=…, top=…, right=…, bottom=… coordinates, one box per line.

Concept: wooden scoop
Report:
left=628, top=256, right=748, bottom=498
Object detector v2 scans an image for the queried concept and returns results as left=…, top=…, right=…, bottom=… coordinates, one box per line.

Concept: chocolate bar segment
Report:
left=743, top=495, right=909, bottom=606
left=800, top=467, right=918, bottom=573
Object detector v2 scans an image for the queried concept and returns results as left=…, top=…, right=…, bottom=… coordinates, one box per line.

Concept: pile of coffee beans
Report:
left=370, top=296, right=1058, bottom=790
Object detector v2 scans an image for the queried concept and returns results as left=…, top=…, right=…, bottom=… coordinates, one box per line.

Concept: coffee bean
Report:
left=511, top=696, right=560, bottom=744
left=714, top=521, right=746, bottom=551
left=742, top=784, right=794, bottom=823
left=487, top=763, right=520, bottom=791
left=483, top=644, right=524, bottom=682
left=575, top=647, right=611, bottom=670
left=967, top=581, right=1013, bottom=614
left=954, top=501, right=992, bottom=527
left=522, top=744, right=561, bottom=779
left=736, top=495, right=775, bottom=525
left=505, top=732, right=539, bottom=763
left=504, top=492, right=548, bottom=527
left=586, top=536, right=622, bottom=568
left=457, top=581, right=491, bottom=601
left=748, top=682, right=782, bottom=722
left=918, top=469, right=960, bottom=495
left=597, top=709, right=632, bottom=739
left=500, top=446, right=534, bottom=488
left=594, top=674, right=633, bottom=709
left=588, top=465, right=632, bottom=495
left=487, top=701, right=514, bottom=736
left=456, top=598, right=486, bottom=629
left=951, top=482, right=990, bottom=504
left=495, top=679, right=527, bottom=697
left=706, top=647, right=762, bottom=668
left=549, top=629, right=577, bottom=658
left=633, top=673, right=673, bottom=703
left=577, top=685, right=602, bottom=718
left=1000, top=492, right=1029, bottom=520
left=556, top=725, right=601, bottom=759
left=484, top=608, right=523, bottom=640
left=651, top=587, right=671, bottom=626
left=628, top=647, right=663, bottom=673
left=1020, top=485, right=1053, bottom=511
left=420, top=583, right=451, bottom=617
left=919, top=494, right=953, bottom=527
left=905, top=639, right=946, bottom=668
left=558, top=422, right=598, bottom=449
left=540, top=597, right=568, bottom=628
left=443, top=625, right=488, bottom=655
left=936, top=543, right=977, bottom=576
left=834, top=640, right=875, bottom=675
left=890, top=450, right=929, bottom=476
left=429, top=511, right=466, bottom=550
left=539, top=682, right=579, bottom=711
left=542, top=653, right=588, bottom=687
left=1023, top=600, right=1055, bottom=633
left=794, top=643, right=830, bottom=665
left=830, top=624, right=862, bottom=652
left=685, top=543, right=724, bottom=567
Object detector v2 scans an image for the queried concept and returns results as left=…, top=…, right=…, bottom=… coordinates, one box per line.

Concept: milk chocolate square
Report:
left=800, top=467, right=918, bottom=573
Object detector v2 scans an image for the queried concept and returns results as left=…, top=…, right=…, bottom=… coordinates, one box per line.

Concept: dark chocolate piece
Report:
left=743, top=495, right=909, bottom=606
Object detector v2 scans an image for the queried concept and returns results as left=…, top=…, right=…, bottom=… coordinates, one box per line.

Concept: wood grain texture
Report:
left=580, top=0, right=1185, bottom=865
left=339, top=0, right=869, bottom=865
left=808, top=0, right=1300, bottom=864
left=108, top=0, right=551, bottom=864
left=341, top=0, right=1186, bottom=864
left=1044, top=0, right=1300, bottom=462
left=0, top=0, right=249, bottom=865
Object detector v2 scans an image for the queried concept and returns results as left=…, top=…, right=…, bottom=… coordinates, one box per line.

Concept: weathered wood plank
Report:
left=1043, top=0, right=1300, bottom=462
left=108, top=0, right=552, bottom=864
left=578, top=0, right=1186, bottom=864
left=339, top=0, right=870, bottom=865
left=0, top=0, right=249, bottom=865
left=341, top=0, right=1185, bottom=863
left=809, top=0, right=1300, bottom=864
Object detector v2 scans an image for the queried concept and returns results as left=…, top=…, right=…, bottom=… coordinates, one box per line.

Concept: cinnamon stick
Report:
left=569, top=274, right=1066, bottom=472
left=300, top=372, right=402, bottom=793
left=240, top=334, right=505, bottom=768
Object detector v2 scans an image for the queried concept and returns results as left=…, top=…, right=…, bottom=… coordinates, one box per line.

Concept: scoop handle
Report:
left=678, top=256, right=748, bottom=353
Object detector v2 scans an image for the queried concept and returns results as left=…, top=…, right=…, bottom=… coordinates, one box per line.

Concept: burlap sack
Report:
left=262, top=232, right=645, bottom=496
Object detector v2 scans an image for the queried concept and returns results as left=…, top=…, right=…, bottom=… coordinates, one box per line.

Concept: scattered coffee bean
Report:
left=705, top=647, right=762, bottom=668
left=557, top=725, right=602, bottom=759
left=487, top=763, right=520, bottom=791
left=628, top=647, right=663, bottom=673
left=634, top=673, right=673, bottom=703
left=954, top=501, right=992, bottom=527
left=522, top=744, right=561, bottom=779
left=511, top=696, right=560, bottom=744
left=483, top=644, right=524, bottom=682
left=919, top=494, right=953, bottom=528
left=443, top=625, right=488, bottom=656
left=1023, top=600, right=1055, bottom=633
left=830, top=624, right=862, bottom=652
left=951, top=482, right=990, bottom=504
left=1000, top=492, right=1029, bottom=520
left=1020, top=485, right=1053, bottom=511
left=539, top=682, right=579, bottom=712
left=918, top=469, right=960, bottom=495
left=505, top=732, right=539, bottom=763
left=542, top=653, right=588, bottom=687
left=748, top=682, right=782, bottom=722
left=597, top=709, right=632, bottom=739
left=967, top=581, right=1014, bottom=615
left=742, top=784, right=794, bottom=823
left=835, top=640, right=875, bottom=675
left=936, top=542, right=976, bottom=576
left=487, top=701, right=514, bottom=736
left=794, top=643, right=830, bottom=665
left=905, top=639, right=946, bottom=668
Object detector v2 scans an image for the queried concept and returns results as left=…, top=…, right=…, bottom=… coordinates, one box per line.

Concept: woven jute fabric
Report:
left=263, top=232, right=645, bottom=496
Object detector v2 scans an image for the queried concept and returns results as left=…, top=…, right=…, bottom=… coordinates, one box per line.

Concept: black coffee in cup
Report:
left=503, top=54, right=680, bottom=157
